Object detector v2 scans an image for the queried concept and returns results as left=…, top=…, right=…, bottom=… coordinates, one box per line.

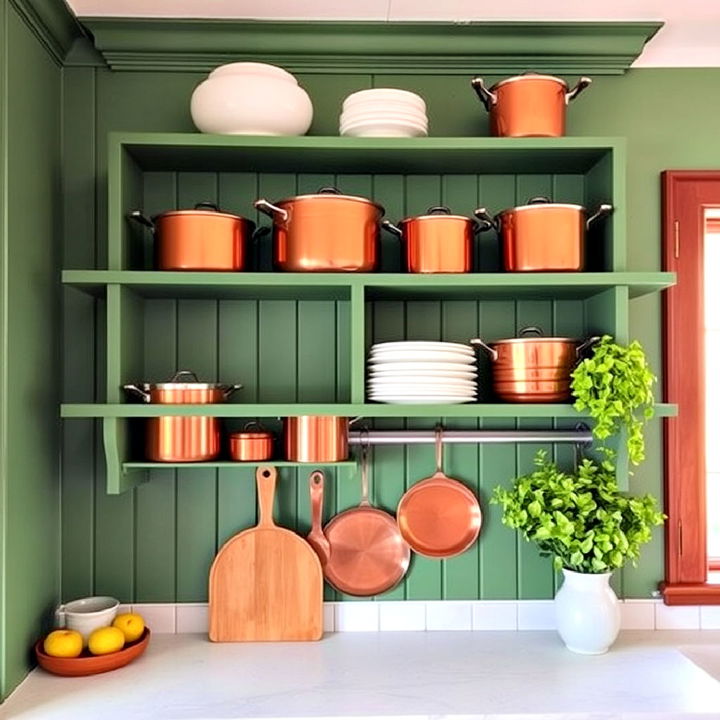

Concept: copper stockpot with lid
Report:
left=123, top=370, right=243, bottom=462
left=130, top=203, right=255, bottom=271
left=382, top=206, right=489, bottom=273
left=470, top=328, right=599, bottom=403
left=471, top=73, right=592, bottom=137
left=254, top=187, right=384, bottom=272
left=284, top=416, right=349, bottom=462
left=229, top=422, right=274, bottom=462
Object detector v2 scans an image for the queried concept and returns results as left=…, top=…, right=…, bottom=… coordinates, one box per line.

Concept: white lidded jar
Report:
left=554, top=568, right=621, bottom=654
left=190, top=62, right=313, bottom=136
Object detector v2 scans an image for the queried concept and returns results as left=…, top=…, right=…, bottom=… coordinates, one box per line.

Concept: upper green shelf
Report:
left=113, top=133, right=623, bottom=174
left=63, top=271, right=675, bottom=301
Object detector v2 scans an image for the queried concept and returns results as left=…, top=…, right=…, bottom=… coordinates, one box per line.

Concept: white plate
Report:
left=367, top=361, right=478, bottom=372
left=369, top=369, right=478, bottom=379
left=368, top=395, right=476, bottom=404
left=369, top=384, right=476, bottom=394
left=371, top=341, right=474, bottom=354
left=340, top=122, right=428, bottom=139
left=368, top=380, right=477, bottom=390
left=369, top=350, right=476, bottom=364
left=342, top=89, right=427, bottom=111
left=341, top=109, right=428, bottom=124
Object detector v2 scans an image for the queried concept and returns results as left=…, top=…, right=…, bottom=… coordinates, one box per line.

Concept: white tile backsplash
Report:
left=517, top=601, right=556, bottom=630
left=334, top=602, right=379, bottom=632
left=620, top=600, right=657, bottom=630
left=655, top=603, right=701, bottom=630
left=700, top=606, right=720, bottom=629
left=175, top=604, right=208, bottom=634
left=379, top=601, right=426, bottom=631
left=425, top=601, right=472, bottom=631
left=472, top=601, right=517, bottom=631
left=132, top=603, right=176, bottom=634
left=323, top=603, right=335, bottom=633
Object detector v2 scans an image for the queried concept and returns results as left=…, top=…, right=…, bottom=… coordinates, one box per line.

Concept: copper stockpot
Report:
left=471, top=74, right=592, bottom=137
left=229, top=422, right=274, bottom=462
left=284, top=416, right=349, bottom=462
left=129, top=203, right=255, bottom=271
left=382, top=206, right=487, bottom=273
left=254, top=187, right=383, bottom=272
left=471, top=328, right=599, bottom=403
left=123, top=370, right=243, bottom=462
left=475, top=198, right=613, bottom=272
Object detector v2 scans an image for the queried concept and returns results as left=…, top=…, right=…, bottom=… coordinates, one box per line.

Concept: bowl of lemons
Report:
left=36, top=613, right=150, bottom=676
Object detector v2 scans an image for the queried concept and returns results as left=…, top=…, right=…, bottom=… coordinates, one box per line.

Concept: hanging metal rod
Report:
left=348, top=429, right=592, bottom=445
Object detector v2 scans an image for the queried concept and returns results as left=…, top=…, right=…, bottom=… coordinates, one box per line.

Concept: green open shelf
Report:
left=63, top=270, right=676, bottom=301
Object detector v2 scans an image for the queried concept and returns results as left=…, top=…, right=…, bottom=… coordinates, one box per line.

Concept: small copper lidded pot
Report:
left=229, top=422, right=274, bottom=462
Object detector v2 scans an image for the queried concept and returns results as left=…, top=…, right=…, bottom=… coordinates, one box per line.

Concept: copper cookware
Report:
left=323, top=440, right=410, bottom=596
left=130, top=203, right=254, bottom=271
left=396, top=426, right=482, bottom=558
left=382, top=206, right=486, bottom=273
left=306, top=470, right=331, bottom=567
left=254, top=187, right=383, bottom=272
left=229, top=422, right=274, bottom=462
left=123, top=370, right=242, bottom=462
left=471, top=74, right=592, bottom=137
left=284, top=416, right=349, bottom=463
left=471, top=328, right=599, bottom=403
left=475, top=198, right=613, bottom=272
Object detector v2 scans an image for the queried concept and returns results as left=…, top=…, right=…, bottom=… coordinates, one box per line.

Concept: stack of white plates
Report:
left=367, top=341, right=477, bottom=404
left=340, top=89, right=428, bottom=138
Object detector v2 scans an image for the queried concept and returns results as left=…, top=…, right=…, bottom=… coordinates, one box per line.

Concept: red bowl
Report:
left=35, top=628, right=151, bottom=676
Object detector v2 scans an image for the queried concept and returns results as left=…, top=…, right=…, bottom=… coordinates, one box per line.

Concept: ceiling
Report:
left=66, top=0, right=720, bottom=67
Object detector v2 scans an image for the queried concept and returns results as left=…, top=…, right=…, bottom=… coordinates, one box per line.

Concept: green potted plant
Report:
left=492, top=450, right=664, bottom=654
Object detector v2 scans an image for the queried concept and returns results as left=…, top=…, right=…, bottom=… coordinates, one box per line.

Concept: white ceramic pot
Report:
left=554, top=569, right=620, bottom=654
left=190, top=62, right=313, bottom=136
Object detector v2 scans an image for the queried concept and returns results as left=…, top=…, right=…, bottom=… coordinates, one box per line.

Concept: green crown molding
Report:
left=9, top=0, right=85, bottom=65
left=80, top=19, right=663, bottom=75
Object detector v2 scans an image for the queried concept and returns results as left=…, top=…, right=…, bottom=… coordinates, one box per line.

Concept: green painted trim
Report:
left=61, top=402, right=678, bottom=419
left=80, top=19, right=662, bottom=75
left=350, top=284, right=365, bottom=403
left=9, top=0, right=84, bottom=65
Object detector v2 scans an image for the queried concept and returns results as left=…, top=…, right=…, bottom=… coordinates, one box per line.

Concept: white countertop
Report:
left=4, top=631, right=720, bottom=720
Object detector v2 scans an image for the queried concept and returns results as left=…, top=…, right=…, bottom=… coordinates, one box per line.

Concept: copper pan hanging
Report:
left=322, top=437, right=410, bottom=596
left=396, top=425, right=482, bottom=558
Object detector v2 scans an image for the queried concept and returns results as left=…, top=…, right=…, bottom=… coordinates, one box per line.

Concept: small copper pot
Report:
left=229, top=422, right=274, bottom=462
left=475, top=198, right=613, bottom=272
left=284, top=416, right=349, bottom=462
left=382, top=206, right=484, bottom=273
left=471, top=328, right=599, bottom=403
left=123, top=370, right=243, bottom=462
left=471, top=74, right=592, bottom=137
left=254, top=187, right=383, bottom=272
left=130, top=203, right=255, bottom=271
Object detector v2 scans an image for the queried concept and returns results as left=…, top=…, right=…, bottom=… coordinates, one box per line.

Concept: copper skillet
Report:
left=323, top=438, right=411, bottom=596
left=396, top=425, right=482, bottom=558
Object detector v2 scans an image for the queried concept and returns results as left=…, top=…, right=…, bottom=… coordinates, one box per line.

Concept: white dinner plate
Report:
left=368, top=380, right=477, bottom=391
left=368, top=350, right=477, bottom=364
left=371, top=341, right=474, bottom=354
left=367, top=361, right=478, bottom=372
left=369, top=369, right=479, bottom=379
left=368, top=395, right=476, bottom=404
left=369, top=385, right=476, bottom=395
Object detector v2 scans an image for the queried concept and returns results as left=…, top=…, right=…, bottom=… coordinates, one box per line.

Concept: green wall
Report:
left=0, top=0, right=63, bottom=701
left=59, top=62, right=720, bottom=606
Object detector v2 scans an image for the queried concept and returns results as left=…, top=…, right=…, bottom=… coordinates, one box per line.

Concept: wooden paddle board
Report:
left=209, top=466, right=323, bottom=642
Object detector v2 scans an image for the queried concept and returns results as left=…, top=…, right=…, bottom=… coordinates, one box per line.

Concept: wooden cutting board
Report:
left=208, top=466, right=323, bottom=642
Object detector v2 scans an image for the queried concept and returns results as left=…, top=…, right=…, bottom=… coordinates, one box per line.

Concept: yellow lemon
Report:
left=112, top=613, right=145, bottom=643
left=44, top=629, right=83, bottom=658
left=88, top=626, right=125, bottom=655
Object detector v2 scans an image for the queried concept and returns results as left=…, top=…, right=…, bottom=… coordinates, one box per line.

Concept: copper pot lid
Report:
left=152, top=202, right=252, bottom=223
left=492, top=73, right=569, bottom=91
left=136, top=370, right=241, bottom=392
left=396, top=426, right=481, bottom=559
left=229, top=422, right=273, bottom=440
left=500, top=197, right=586, bottom=215
left=400, top=206, right=474, bottom=224
left=489, top=327, right=582, bottom=345
left=269, top=186, right=385, bottom=215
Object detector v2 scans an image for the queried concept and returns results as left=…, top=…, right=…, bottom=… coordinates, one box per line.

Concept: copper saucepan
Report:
left=284, top=416, right=349, bottom=462
left=130, top=203, right=255, bottom=271
left=382, top=206, right=489, bottom=273
left=475, top=198, right=613, bottom=272
left=396, top=425, right=482, bottom=558
left=471, top=327, right=599, bottom=403
left=254, top=187, right=384, bottom=272
left=229, top=422, right=274, bottom=462
left=123, top=370, right=243, bottom=462
left=471, top=73, right=592, bottom=137
left=323, top=438, right=410, bottom=596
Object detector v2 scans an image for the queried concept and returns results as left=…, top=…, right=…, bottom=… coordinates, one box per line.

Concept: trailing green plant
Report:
left=571, top=335, right=656, bottom=465
left=491, top=451, right=664, bottom=574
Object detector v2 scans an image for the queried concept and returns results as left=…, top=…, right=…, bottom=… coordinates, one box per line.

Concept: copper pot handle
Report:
left=528, top=197, right=551, bottom=205
left=171, top=370, right=200, bottom=383
left=128, top=210, right=155, bottom=232
left=254, top=199, right=289, bottom=222
left=575, top=336, right=601, bottom=359
left=469, top=338, right=498, bottom=361
left=519, top=326, right=544, bottom=338
left=224, top=384, right=244, bottom=400
left=427, top=206, right=451, bottom=215
left=470, top=77, right=496, bottom=111
left=242, top=420, right=267, bottom=432
left=381, top=219, right=403, bottom=236
left=194, top=201, right=221, bottom=212
left=473, top=208, right=498, bottom=232
left=586, top=204, right=614, bottom=230
left=317, top=187, right=342, bottom=195
left=566, top=77, right=592, bottom=104
left=123, top=384, right=151, bottom=402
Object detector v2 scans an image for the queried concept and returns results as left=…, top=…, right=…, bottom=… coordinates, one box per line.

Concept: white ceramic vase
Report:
left=190, top=62, right=313, bottom=136
left=554, top=568, right=620, bottom=654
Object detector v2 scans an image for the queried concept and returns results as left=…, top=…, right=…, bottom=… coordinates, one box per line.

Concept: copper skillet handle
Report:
left=470, top=77, right=497, bottom=111
left=566, top=77, right=592, bottom=104
left=128, top=210, right=155, bottom=232
left=469, top=337, right=498, bottom=361
left=309, top=470, right=324, bottom=529
left=575, top=336, right=601, bottom=359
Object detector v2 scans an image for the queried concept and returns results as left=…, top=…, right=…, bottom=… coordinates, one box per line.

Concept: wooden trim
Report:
left=79, top=19, right=662, bottom=74
left=662, top=171, right=720, bottom=603
left=706, top=218, right=720, bottom=234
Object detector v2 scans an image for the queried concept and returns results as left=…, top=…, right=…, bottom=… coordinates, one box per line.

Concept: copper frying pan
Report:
left=396, top=425, right=482, bottom=558
left=306, top=470, right=331, bottom=567
left=323, top=440, right=410, bottom=596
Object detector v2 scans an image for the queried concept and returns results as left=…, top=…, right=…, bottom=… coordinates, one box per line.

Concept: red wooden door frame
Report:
left=661, top=171, right=720, bottom=605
